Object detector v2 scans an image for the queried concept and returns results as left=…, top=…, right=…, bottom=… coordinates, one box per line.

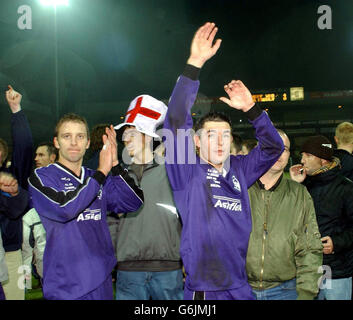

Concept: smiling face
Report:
left=54, top=121, right=90, bottom=167
left=194, top=120, right=232, bottom=169
left=122, top=126, right=146, bottom=158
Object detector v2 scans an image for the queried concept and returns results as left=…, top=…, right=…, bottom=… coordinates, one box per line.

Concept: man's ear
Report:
left=53, top=137, right=60, bottom=149
left=193, top=134, right=201, bottom=149
left=50, top=154, right=56, bottom=163
left=86, top=139, right=90, bottom=150
left=334, top=136, right=339, bottom=146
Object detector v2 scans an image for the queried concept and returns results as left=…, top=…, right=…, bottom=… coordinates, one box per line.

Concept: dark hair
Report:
left=90, top=124, right=109, bottom=152
left=231, top=132, right=243, bottom=154
left=194, top=111, right=232, bottom=134
left=37, top=142, right=58, bottom=159
left=54, top=113, right=89, bottom=138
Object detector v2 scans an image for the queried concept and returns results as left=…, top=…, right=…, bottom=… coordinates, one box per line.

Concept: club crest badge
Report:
left=232, top=176, right=241, bottom=192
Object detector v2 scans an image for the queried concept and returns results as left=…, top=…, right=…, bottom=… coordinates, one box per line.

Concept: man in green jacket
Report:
left=246, top=129, right=323, bottom=300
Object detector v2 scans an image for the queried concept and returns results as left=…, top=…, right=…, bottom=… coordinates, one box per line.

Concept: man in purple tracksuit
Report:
left=28, top=114, right=143, bottom=300
left=163, top=22, right=284, bottom=300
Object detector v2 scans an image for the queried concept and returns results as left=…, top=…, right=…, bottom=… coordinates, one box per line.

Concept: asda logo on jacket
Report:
left=213, top=195, right=242, bottom=212
left=77, top=208, right=102, bottom=222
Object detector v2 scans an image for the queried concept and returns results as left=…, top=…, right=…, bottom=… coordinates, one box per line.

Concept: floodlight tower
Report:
left=39, top=0, right=69, bottom=121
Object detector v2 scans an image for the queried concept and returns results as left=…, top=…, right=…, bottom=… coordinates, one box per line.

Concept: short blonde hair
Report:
left=335, top=122, right=353, bottom=145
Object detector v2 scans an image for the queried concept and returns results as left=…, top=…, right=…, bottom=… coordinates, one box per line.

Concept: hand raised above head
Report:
left=6, top=85, right=22, bottom=113
left=219, top=80, right=255, bottom=112
left=187, top=22, right=222, bottom=69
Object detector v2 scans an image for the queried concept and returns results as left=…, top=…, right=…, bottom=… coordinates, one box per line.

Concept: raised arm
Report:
left=164, top=22, right=221, bottom=190
left=6, top=85, right=33, bottom=189
left=220, top=81, right=284, bottom=187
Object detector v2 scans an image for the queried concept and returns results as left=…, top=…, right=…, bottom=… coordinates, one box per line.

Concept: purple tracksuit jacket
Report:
left=164, top=68, right=284, bottom=297
left=28, top=163, right=143, bottom=300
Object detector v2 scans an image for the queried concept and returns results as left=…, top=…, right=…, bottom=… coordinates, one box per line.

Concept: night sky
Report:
left=0, top=0, right=352, bottom=144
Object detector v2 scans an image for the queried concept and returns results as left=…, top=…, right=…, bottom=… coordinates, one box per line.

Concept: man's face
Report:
left=35, top=146, right=53, bottom=168
left=54, top=121, right=90, bottom=165
left=269, top=134, right=290, bottom=173
left=122, top=127, right=149, bottom=158
left=301, top=152, right=323, bottom=176
left=195, top=121, right=232, bottom=166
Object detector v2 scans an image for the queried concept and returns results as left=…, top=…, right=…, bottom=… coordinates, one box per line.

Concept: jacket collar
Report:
left=256, top=173, right=284, bottom=192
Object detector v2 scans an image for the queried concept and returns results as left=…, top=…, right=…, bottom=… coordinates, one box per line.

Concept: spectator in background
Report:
left=22, top=142, right=57, bottom=290
left=34, top=142, right=57, bottom=169
left=290, top=135, right=353, bottom=300
left=0, top=85, right=32, bottom=300
left=241, top=139, right=258, bottom=155
left=247, top=130, right=322, bottom=300
left=0, top=172, right=28, bottom=300
left=84, top=124, right=110, bottom=170
left=114, top=95, right=183, bottom=300
left=334, top=122, right=353, bottom=181
left=230, top=132, right=243, bottom=156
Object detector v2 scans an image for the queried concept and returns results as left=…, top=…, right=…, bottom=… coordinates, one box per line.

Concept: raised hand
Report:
left=0, top=172, right=19, bottom=196
left=97, top=135, right=113, bottom=177
left=219, top=80, right=255, bottom=112
left=187, top=22, right=222, bottom=68
left=289, top=164, right=306, bottom=183
left=6, top=85, right=22, bottom=113
left=105, top=125, right=119, bottom=167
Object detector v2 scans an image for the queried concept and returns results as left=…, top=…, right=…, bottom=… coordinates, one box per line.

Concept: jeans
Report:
left=317, top=277, right=352, bottom=300
left=252, top=278, right=297, bottom=300
left=115, top=270, right=184, bottom=300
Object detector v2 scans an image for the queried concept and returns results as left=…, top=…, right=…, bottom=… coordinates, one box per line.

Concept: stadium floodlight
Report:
left=39, top=0, right=69, bottom=7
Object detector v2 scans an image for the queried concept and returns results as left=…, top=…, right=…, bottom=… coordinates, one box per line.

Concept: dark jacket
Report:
left=304, top=166, right=353, bottom=279
left=333, top=149, right=353, bottom=181
left=0, top=110, right=32, bottom=252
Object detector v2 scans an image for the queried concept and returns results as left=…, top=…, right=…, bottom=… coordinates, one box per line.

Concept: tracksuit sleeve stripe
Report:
left=111, top=165, right=144, bottom=203
left=28, top=170, right=92, bottom=207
